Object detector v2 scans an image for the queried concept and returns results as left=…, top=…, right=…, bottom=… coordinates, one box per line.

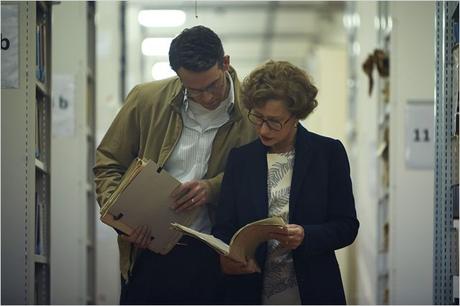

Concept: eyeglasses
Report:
left=247, top=111, right=292, bottom=131
left=185, top=72, right=225, bottom=98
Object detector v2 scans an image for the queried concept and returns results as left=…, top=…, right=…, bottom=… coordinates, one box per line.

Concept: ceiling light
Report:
left=152, top=62, right=176, bottom=80
left=138, top=10, right=186, bottom=27
left=142, top=38, right=173, bottom=56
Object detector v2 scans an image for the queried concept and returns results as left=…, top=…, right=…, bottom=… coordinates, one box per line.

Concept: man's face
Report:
left=177, top=56, right=230, bottom=110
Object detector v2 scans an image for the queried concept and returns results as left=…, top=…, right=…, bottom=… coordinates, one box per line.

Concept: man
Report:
left=93, top=25, right=256, bottom=304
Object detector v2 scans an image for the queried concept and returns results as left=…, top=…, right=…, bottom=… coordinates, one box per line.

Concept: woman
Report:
left=213, top=60, right=359, bottom=304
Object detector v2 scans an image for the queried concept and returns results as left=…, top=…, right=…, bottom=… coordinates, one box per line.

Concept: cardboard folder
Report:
left=100, top=158, right=198, bottom=255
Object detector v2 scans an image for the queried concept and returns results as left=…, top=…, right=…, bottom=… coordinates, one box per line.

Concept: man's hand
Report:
left=170, top=180, right=211, bottom=212
left=120, top=225, right=152, bottom=249
left=220, top=255, right=261, bottom=275
left=269, top=224, right=304, bottom=250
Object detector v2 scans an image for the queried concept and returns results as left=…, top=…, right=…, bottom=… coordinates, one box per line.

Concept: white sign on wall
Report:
left=1, top=4, right=19, bottom=89
left=52, top=75, right=75, bottom=137
left=405, top=101, right=434, bottom=169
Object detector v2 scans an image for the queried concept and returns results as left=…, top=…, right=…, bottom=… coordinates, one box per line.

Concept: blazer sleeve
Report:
left=212, top=148, right=240, bottom=244
left=298, top=140, right=359, bottom=255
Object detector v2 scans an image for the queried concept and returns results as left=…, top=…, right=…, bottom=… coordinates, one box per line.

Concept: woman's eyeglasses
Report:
left=247, top=111, right=292, bottom=131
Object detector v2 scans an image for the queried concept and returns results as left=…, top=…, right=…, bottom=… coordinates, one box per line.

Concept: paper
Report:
left=171, top=216, right=286, bottom=265
left=100, top=159, right=198, bottom=255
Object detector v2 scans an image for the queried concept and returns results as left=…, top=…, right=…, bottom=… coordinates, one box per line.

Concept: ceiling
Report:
left=125, top=1, right=347, bottom=83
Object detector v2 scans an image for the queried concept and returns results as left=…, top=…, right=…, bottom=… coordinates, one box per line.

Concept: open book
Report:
left=100, top=158, right=198, bottom=255
left=171, top=216, right=286, bottom=264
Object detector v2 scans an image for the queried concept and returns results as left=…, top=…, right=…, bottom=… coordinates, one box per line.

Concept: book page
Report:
left=171, top=223, right=230, bottom=256
left=228, top=216, right=286, bottom=263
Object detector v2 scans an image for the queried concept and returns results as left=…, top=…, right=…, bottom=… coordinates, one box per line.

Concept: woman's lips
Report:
left=260, top=135, right=273, bottom=142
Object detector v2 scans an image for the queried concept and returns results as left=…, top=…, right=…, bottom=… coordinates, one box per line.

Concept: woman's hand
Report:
left=270, top=224, right=304, bottom=250
left=220, top=255, right=261, bottom=275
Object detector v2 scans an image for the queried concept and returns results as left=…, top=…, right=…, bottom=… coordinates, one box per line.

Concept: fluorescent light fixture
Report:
left=138, top=10, right=186, bottom=27
left=142, top=37, right=173, bottom=56
left=152, top=62, right=176, bottom=80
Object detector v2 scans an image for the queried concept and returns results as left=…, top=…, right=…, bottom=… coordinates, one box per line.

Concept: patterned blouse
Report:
left=262, top=150, right=302, bottom=305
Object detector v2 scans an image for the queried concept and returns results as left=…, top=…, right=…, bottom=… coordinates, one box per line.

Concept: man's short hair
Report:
left=169, top=25, right=225, bottom=72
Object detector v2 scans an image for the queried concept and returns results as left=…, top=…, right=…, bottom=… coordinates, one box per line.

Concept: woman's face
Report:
left=250, top=99, right=299, bottom=153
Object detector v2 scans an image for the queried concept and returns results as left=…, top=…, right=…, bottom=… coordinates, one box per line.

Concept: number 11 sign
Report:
left=405, top=101, right=434, bottom=169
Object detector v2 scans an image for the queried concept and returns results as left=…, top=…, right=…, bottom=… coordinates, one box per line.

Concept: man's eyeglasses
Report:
left=185, top=72, right=225, bottom=98
left=247, top=111, right=292, bottom=131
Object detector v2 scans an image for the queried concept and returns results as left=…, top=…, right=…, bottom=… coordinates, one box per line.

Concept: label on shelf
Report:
left=405, top=101, right=434, bottom=169
left=1, top=4, right=19, bottom=88
left=52, top=74, right=75, bottom=137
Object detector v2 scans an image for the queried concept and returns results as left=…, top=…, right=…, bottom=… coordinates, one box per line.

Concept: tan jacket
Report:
left=93, top=67, right=256, bottom=281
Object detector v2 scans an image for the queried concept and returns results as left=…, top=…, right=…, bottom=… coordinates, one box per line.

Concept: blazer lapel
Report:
left=289, top=126, right=314, bottom=222
left=251, top=140, right=269, bottom=220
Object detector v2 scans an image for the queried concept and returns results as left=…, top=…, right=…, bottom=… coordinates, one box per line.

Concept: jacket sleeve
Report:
left=298, top=140, right=359, bottom=255
left=212, top=149, right=239, bottom=244
left=204, top=173, right=224, bottom=205
left=93, top=86, right=141, bottom=208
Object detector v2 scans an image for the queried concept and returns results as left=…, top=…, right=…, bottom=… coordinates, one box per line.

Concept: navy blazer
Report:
left=213, top=125, right=359, bottom=305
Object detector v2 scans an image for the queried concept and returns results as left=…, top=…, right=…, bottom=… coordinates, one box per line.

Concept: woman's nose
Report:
left=258, top=121, right=272, bottom=135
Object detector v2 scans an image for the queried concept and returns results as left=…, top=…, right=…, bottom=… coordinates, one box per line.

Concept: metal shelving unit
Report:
left=1, top=1, right=52, bottom=304
left=434, top=1, right=459, bottom=305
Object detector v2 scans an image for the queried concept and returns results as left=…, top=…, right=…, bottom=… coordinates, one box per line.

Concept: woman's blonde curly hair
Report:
left=241, top=60, right=318, bottom=120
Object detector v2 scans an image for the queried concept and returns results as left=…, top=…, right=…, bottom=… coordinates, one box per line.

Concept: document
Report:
left=171, top=216, right=286, bottom=264
left=100, top=158, right=198, bottom=255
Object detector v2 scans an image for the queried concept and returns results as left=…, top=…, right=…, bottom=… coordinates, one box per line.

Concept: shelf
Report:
left=35, top=158, right=49, bottom=174
left=34, top=254, right=49, bottom=264
left=377, top=141, right=388, bottom=157
left=36, top=81, right=48, bottom=96
left=87, top=67, right=94, bottom=81
left=377, top=252, right=389, bottom=276
left=378, top=189, right=390, bottom=204
left=86, top=182, right=93, bottom=193
left=37, top=1, right=48, bottom=12
left=86, top=239, right=94, bottom=248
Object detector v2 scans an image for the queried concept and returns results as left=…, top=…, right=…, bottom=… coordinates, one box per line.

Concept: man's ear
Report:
left=222, top=55, right=230, bottom=71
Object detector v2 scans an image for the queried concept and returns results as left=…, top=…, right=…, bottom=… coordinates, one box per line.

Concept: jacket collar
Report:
left=168, top=66, right=243, bottom=122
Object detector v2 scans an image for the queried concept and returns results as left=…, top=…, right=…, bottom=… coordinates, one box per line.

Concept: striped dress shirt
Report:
left=163, top=72, right=235, bottom=233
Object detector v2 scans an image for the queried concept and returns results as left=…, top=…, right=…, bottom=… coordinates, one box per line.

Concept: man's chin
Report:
left=202, top=100, right=221, bottom=110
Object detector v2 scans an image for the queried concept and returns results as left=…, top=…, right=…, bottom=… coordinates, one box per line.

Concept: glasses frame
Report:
left=184, top=71, right=226, bottom=98
left=247, top=111, right=293, bottom=131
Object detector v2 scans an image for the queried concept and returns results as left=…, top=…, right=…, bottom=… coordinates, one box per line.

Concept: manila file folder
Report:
left=100, top=158, right=198, bottom=255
